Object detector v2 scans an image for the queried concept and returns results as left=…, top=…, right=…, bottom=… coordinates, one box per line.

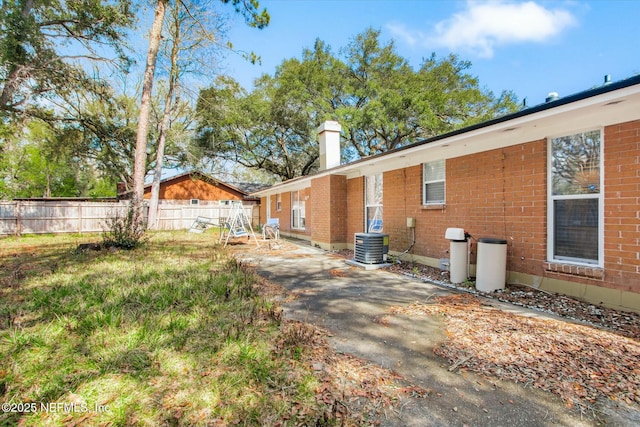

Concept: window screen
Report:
left=553, top=199, right=599, bottom=261
left=423, top=160, right=445, bottom=204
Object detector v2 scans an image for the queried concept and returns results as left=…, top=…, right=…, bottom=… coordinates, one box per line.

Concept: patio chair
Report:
left=262, top=218, right=279, bottom=240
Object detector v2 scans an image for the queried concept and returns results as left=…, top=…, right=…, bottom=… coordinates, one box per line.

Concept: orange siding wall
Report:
left=143, top=175, right=244, bottom=201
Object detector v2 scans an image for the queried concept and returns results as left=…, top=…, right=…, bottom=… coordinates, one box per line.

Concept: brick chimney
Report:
left=318, top=120, right=341, bottom=170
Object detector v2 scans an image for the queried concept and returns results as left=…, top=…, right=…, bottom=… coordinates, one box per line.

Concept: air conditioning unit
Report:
left=354, top=233, right=389, bottom=264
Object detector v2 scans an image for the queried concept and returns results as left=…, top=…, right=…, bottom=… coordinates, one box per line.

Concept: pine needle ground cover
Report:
left=0, top=232, right=401, bottom=426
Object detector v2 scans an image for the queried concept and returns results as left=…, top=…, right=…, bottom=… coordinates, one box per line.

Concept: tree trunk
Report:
left=148, top=1, right=181, bottom=230
left=132, top=0, right=167, bottom=202
left=147, top=102, right=173, bottom=229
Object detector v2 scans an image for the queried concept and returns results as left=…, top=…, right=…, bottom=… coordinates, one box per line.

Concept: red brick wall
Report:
left=342, top=120, right=640, bottom=296
left=257, top=119, right=639, bottom=299
left=346, top=177, right=365, bottom=239
left=603, top=120, right=640, bottom=293
left=382, top=141, right=551, bottom=279
left=331, top=176, right=348, bottom=242
left=311, top=176, right=329, bottom=243
left=259, top=199, right=267, bottom=226
left=443, top=142, right=548, bottom=278
left=383, top=168, right=423, bottom=252
left=384, top=140, right=547, bottom=275
left=310, top=175, right=347, bottom=245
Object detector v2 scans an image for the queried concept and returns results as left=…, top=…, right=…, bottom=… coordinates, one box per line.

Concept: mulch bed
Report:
left=383, top=260, right=640, bottom=341
left=389, top=294, right=640, bottom=410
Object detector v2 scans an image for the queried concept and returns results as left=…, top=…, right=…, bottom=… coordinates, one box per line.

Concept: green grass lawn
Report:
left=0, top=231, right=333, bottom=426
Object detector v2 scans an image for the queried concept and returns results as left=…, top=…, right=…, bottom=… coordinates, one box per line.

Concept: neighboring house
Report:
left=140, top=171, right=262, bottom=205
left=252, top=75, right=640, bottom=313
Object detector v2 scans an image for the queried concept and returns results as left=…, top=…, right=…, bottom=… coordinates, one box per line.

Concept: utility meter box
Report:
left=445, top=227, right=466, bottom=241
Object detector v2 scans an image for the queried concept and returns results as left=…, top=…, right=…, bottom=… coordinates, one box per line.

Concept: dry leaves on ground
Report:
left=390, top=294, right=640, bottom=409
left=276, top=320, right=431, bottom=426
left=382, top=261, right=640, bottom=341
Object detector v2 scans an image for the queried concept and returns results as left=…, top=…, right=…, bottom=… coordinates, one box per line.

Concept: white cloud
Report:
left=388, top=1, right=577, bottom=58
left=386, top=22, right=422, bottom=46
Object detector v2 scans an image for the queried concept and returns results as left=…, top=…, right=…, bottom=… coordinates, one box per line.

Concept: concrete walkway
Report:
left=236, top=240, right=625, bottom=426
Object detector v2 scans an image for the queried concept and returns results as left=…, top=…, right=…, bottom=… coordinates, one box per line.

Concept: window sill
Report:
left=422, top=204, right=445, bottom=211
left=544, top=261, right=604, bottom=279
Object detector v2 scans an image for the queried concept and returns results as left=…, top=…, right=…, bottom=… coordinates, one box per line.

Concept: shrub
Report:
left=102, top=199, right=148, bottom=249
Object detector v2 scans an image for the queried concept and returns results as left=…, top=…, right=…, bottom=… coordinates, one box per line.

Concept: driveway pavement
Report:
left=236, top=240, right=627, bottom=426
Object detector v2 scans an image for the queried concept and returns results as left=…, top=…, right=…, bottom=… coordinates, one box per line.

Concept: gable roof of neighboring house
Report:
left=109, top=171, right=265, bottom=202
left=253, top=74, right=640, bottom=197
left=142, top=171, right=250, bottom=196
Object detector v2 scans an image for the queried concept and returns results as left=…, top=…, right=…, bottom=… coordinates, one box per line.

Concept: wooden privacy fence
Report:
left=0, top=200, right=259, bottom=235
left=152, top=203, right=259, bottom=231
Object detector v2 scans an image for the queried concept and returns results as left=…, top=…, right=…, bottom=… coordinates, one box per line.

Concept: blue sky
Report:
left=221, top=0, right=640, bottom=106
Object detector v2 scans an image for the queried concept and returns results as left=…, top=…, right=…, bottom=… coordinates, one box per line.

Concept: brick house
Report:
left=141, top=171, right=261, bottom=205
left=253, top=76, right=640, bottom=313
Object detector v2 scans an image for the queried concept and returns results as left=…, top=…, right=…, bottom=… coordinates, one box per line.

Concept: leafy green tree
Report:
left=195, top=28, right=519, bottom=179
left=196, top=73, right=321, bottom=181
left=0, top=119, right=115, bottom=198
left=195, top=39, right=346, bottom=181
left=30, top=79, right=140, bottom=192
left=0, top=0, right=135, bottom=118
left=0, top=0, right=136, bottom=198
left=414, top=52, right=518, bottom=133
left=334, top=28, right=417, bottom=158
left=335, top=28, right=519, bottom=159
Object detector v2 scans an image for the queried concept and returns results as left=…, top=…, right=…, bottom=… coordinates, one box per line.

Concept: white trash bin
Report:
left=445, top=228, right=468, bottom=284
left=475, top=238, right=507, bottom=292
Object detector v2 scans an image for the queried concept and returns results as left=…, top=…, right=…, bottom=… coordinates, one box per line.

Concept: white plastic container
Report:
left=476, top=238, right=507, bottom=292
left=449, top=240, right=468, bottom=284
left=445, top=228, right=468, bottom=284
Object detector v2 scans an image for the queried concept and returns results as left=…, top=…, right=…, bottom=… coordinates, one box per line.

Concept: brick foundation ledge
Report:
left=543, top=261, right=604, bottom=280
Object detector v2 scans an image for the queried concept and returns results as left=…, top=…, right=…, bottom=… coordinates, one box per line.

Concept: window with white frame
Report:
left=423, top=160, right=445, bottom=204
left=365, top=174, right=383, bottom=233
left=549, top=129, right=602, bottom=265
left=291, top=190, right=305, bottom=230
left=275, top=193, right=282, bottom=211
left=190, top=199, right=200, bottom=205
